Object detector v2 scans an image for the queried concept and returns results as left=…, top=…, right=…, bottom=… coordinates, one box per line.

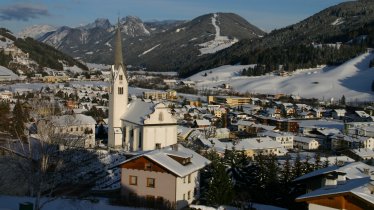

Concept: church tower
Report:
left=108, top=20, right=128, bottom=148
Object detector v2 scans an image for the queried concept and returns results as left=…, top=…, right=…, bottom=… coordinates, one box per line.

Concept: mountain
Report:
left=185, top=0, right=374, bottom=76
left=18, top=25, right=57, bottom=40
left=0, top=28, right=88, bottom=75
left=36, top=13, right=265, bottom=71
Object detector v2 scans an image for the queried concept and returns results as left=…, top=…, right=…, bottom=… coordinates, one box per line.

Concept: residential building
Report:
left=261, top=130, right=294, bottom=150
left=208, top=96, right=251, bottom=107
left=294, top=136, right=319, bottom=150
left=119, top=144, right=210, bottom=210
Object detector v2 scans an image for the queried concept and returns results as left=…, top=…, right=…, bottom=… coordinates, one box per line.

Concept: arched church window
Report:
left=119, top=75, right=123, bottom=80
left=158, top=112, right=164, bottom=121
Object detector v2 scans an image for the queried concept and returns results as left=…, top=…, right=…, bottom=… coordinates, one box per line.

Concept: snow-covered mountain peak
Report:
left=18, top=25, right=57, bottom=39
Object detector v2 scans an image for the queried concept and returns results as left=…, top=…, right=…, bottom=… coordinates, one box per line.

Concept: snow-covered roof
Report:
left=294, top=136, right=317, bottom=143
left=52, top=114, right=96, bottom=126
left=351, top=148, right=374, bottom=158
left=296, top=177, right=373, bottom=204
left=201, top=137, right=285, bottom=152
left=121, top=100, right=155, bottom=125
left=195, top=119, right=210, bottom=126
left=294, top=162, right=374, bottom=182
left=120, top=144, right=211, bottom=177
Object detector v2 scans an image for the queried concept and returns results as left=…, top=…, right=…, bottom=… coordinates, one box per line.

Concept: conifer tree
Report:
left=205, top=161, right=234, bottom=206
left=11, top=100, right=26, bottom=138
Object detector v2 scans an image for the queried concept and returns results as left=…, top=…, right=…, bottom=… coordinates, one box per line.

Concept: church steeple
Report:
left=114, top=19, right=124, bottom=70
left=108, top=17, right=128, bottom=149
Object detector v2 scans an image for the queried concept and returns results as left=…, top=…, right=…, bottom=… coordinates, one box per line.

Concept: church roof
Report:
left=121, top=100, right=155, bottom=125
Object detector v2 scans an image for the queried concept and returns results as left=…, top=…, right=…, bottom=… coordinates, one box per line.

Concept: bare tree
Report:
left=0, top=99, right=104, bottom=210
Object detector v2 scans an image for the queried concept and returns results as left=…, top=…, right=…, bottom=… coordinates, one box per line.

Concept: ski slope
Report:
left=187, top=52, right=374, bottom=102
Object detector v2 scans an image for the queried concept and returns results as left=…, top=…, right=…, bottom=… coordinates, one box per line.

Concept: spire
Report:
left=114, top=18, right=124, bottom=69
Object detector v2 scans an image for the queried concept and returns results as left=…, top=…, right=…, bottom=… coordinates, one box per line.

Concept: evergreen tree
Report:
left=11, top=100, right=26, bottom=138
left=314, top=153, right=322, bottom=170
left=0, top=101, right=10, bottom=132
left=340, top=95, right=346, bottom=105
left=205, top=161, right=234, bottom=206
left=281, top=154, right=293, bottom=186
left=292, top=152, right=303, bottom=179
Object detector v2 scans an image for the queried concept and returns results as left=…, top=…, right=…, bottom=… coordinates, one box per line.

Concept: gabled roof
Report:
left=296, top=177, right=373, bottom=203
left=121, top=100, right=155, bottom=125
left=294, top=162, right=374, bottom=182
left=120, top=144, right=211, bottom=177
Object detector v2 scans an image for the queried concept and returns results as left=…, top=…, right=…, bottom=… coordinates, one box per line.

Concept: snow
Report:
left=85, top=51, right=93, bottom=55
left=0, top=66, right=19, bottom=80
left=138, top=44, right=160, bottom=57
left=18, top=25, right=57, bottom=39
left=0, top=196, right=145, bottom=210
left=86, top=63, right=111, bottom=71
left=176, top=27, right=185, bottom=33
left=0, top=35, right=14, bottom=48
left=190, top=203, right=286, bottom=210
left=187, top=52, right=374, bottom=101
left=105, top=41, right=112, bottom=48
left=64, top=65, right=84, bottom=74
left=331, top=18, right=345, bottom=26
left=198, top=13, right=238, bottom=55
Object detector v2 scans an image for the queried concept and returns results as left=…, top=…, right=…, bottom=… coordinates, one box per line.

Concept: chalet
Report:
left=294, top=162, right=374, bottom=192
left=331, top=134, right=374, bottom=151
left=119, top=144, right=210, bottom=210
left=296, top=173, right=374, bottom=210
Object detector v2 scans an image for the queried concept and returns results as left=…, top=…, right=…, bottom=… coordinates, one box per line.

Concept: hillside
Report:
left=0, top=28, right=88, bottom=76
left=187, top=52, right=374, bottom=102
left=184, top=0, right=374, bottom=77
left=36, top=13, right=264, bottom=71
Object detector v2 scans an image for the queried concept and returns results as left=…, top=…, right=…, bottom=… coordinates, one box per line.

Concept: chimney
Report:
left=171, top=144, right=178, bottom=151
left=323, top=173, right=337, bottom=188
left=337, top=172, right=347, bottom=185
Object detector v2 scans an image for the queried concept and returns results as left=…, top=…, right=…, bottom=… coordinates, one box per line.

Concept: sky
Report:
left=0, top=0, right=350, bottom=34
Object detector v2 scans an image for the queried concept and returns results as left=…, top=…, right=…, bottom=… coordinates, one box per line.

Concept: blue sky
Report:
left=0, top=0, right=350, bottom=34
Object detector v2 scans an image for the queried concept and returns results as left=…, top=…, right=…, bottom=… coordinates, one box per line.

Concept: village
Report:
left=0, top=15, right=374, bottom=210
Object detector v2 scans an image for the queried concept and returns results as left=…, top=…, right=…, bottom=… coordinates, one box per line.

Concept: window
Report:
left=155, top=143, right=161, bottom=149
left=119, top=75, right=123, bottom=80
left=76, top=127, right=78, bottom=131
left=129, top=176, right=137, bottom=185
left=183, top=194, right=185, bottom=200
left=145, top=163, right=152, bottom=171
left=158, top=112, right=164, bottom=121
left=118, top=87, right=123, bottom=95
left=183, top=177, right=186, bottom=183
left=147, top=178, right=155, bottom=188
left=188, top=174, right=191, bottom=183
left=187, top=191, right=191, bottom=200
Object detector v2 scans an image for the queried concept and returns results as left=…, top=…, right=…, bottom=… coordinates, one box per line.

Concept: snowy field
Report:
left=0, top=66, right=19, bottom=80
left=187, top=52, right=374, bottom=102
left=0, top=196, right=145, bottom=210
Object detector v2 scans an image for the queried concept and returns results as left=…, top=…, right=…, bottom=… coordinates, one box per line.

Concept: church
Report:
left=108, top=23, right=177, bottom=151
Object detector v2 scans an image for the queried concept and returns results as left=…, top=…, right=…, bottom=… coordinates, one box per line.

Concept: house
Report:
left=293, top=161, right=374, bottom=192
left=347, top=148, right=374, bottom=161
left=261, top=130, right=294, bottom=150
left=119, top=144, right=210, bottom=210
left=200, top=137, right=288, bottom=158
left=215, top=128, right=230, bottom=139
left=296, top=174, right=374, bottom=210
left=143, top=91, right=167, bottom=100
left=331, top=134, right=374, bottom=151
left=51, top=114, right=96, bottom=148
left=193, top=119, right=211, bottom=128
left=345, top=122, right=374, bottom=137
left=294, top=136, right=319, bottom=150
